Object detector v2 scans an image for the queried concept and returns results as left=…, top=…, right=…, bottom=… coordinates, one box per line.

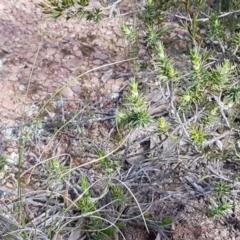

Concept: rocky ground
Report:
left=0, top=0, right=136, bottom=125
left=0, top=0, right=240, bottom=240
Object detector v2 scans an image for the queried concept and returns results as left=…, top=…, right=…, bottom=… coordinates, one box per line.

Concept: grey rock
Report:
left=101, top=69, right=113, bottom=83
left=93, top=52, right=109, bottom=60
left=61, top=87, right=74, bottom=98
left=0, top=49, right=9, bottom=59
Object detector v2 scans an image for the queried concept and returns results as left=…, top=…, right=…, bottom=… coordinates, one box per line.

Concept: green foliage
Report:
left=116, top=78, right=152, bottom=127
left=111, top=185, right=127, bottom=205
left=213, top=181, right=230, bottom=197
left=89, top=219, right=117, bottom=240
left=208, top=60, right=234, bottom=92
left=144, top=27, right=161, bottom=50
left=157, top=117, right=169, bottom=134
left=207, top=202, right=232, bottom=217
left=156, top=41, right=177, bottom=81
left=79, top=175, right=90, bottom=195
left=95, top=149, right=119, bottom=175
left=144, top=27, right=174, bottom=52
left=78, top=176, right=96, bottom=213
left=200, top=104, right=219, bottom=125
left=219, top=0, right=233, bottom=11
left=48, top=158, right=68, bottom=183
left=156, top=216, right=173, bottom=226
left=207, top=14, right=225, bottom=40
left=0, top=153, right=7, bottom=170
left=189, top=125, right=206, bottom=146
left=95, top=148, right=106, bottom=158
left=189, top=48, right=209, bottom=83
left=139, top=0, right=175, bottom=26
left=77, top=176, right=126, bottom=239
left=78, top=196, right=97, bottom=214
left=39, top=0, right=104, bottom=22
left=232, top=32, right=240, bottom=47
left=121, top=24, right=138, bottom=45
left=178, top=85, right=206, bottom=110
left=38, top=0, right=240, bottom=237
left=116, top=108, right=152, bottom=128
left=226, top=86, right=240, bottom=104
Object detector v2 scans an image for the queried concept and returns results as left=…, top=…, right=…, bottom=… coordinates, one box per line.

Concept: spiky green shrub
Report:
left=214, top=181, right=231, bottom=197
left=95, top=149, right=120, bottom=175
left=77, top=176, right=127, bottom=240
left=157, top=117, right=169, bottom=134
left=207, top=202, right=232, bottom=218
left=37, top=0, right=240, bottom=237
left=116, top=78, right=152, bottom=128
